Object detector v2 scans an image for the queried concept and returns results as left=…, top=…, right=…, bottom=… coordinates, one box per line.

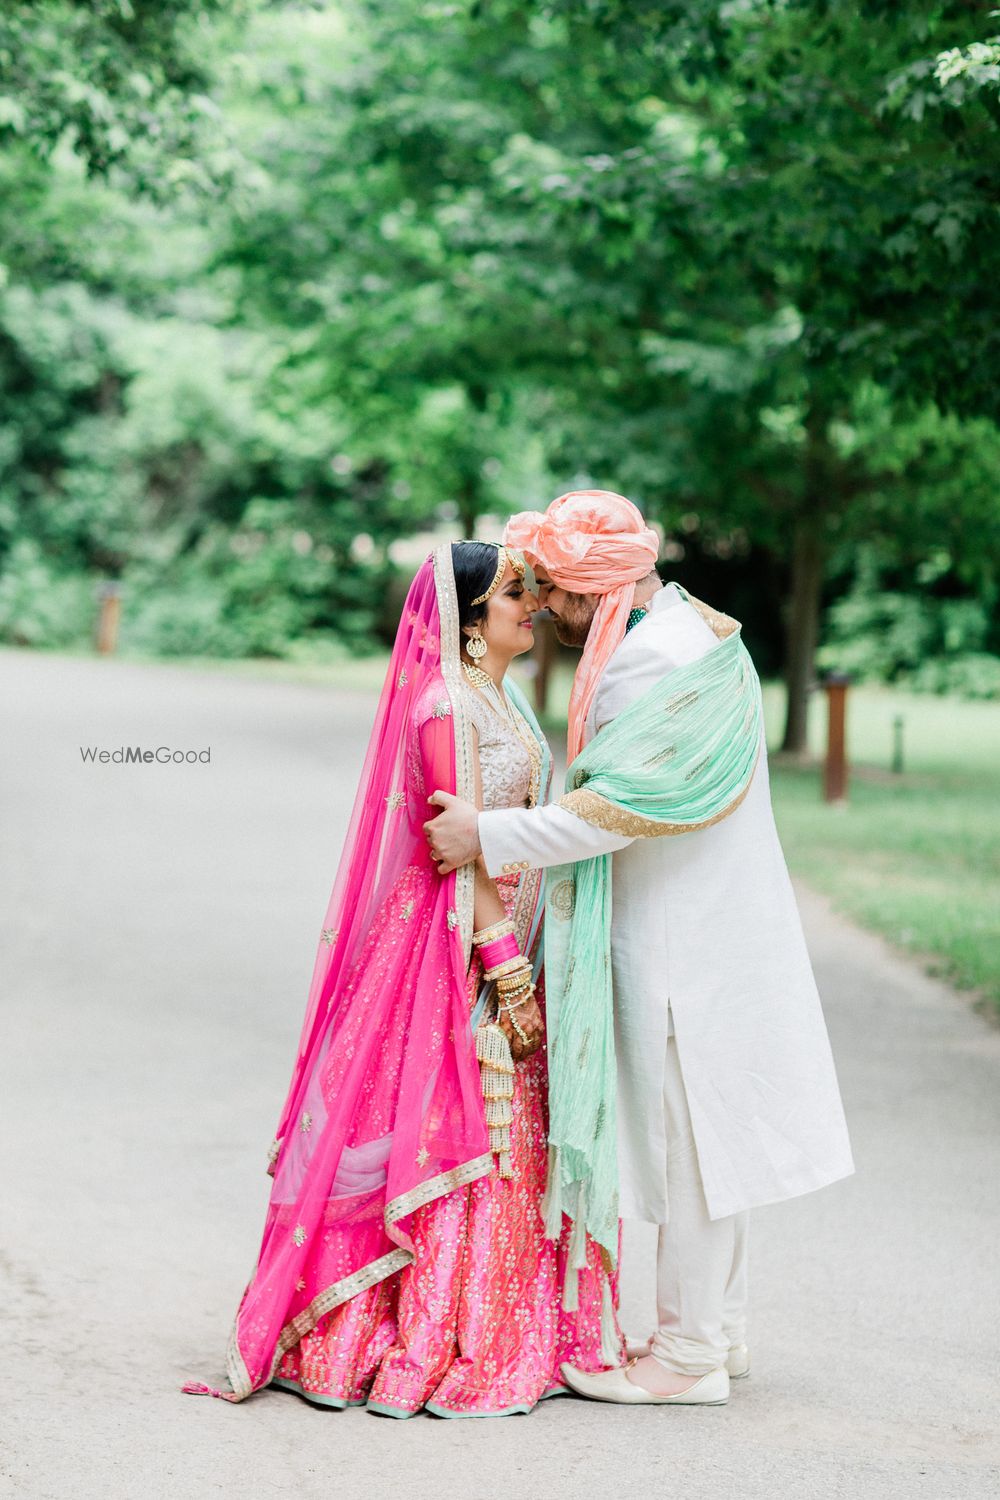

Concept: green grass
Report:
left=762, top=685, right=1000, bottom=1016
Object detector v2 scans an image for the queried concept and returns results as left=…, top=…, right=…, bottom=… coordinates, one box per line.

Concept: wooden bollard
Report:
left=823, top=674, right=850, bottom=803
left=95, top=581, right=122, bottom=655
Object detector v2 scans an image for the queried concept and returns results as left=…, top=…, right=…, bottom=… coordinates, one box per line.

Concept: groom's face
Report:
left=531, top=564, right=598, bottom=650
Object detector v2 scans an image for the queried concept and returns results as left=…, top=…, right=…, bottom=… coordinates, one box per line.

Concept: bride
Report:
left=185, top=541, right=622, bottom=1416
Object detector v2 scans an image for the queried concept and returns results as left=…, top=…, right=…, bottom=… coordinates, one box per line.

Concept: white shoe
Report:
left=560, top=1362, right=730, bottom=1406
left=624, top=1337, right=751, bottom=1380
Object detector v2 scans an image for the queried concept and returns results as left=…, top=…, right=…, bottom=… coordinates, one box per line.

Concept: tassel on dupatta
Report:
left=475, top=1021, right=515, bottom=1179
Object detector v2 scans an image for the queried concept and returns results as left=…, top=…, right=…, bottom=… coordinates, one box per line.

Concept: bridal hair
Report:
left=451, top=541, right=509, bottom=638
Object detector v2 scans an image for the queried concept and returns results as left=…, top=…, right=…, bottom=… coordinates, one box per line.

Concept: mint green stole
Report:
left=541, top=619, right=763, bottom=1303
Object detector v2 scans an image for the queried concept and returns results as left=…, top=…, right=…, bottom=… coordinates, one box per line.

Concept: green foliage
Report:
left=0, top=538, right=94, bottom=646
left=0, top=0, right=999, bottom=687
left=0, top=0, right=245, bottom=193
left=908, top=653, right=1000, bottom=701
left=818, top=587, right=996, bottom=688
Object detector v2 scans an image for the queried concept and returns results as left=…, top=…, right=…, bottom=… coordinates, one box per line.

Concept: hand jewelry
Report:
left=508, top=1011, right=530, bottom=1046
left=473, top=918, right=516, bottom=946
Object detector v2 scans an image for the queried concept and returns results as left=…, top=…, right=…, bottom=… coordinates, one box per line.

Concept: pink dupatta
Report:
left=186, top=546, right=495, bottom=1400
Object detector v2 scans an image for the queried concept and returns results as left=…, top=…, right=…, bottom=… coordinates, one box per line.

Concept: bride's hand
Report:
left=498, top=996, right=545, bottom=1061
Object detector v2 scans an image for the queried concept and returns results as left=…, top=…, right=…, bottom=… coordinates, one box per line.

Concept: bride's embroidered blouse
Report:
left=461, top=682, right=535, bottom=811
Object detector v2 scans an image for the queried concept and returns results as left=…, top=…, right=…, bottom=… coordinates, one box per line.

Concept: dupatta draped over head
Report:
left=503, top=490, right=659, bottom=761
left=187, top=545, right=535, bottom=1402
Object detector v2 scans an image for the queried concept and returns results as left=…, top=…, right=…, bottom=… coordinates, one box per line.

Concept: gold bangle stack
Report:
left=491, top=957, right=535, bottom=1046
left=497, top=966, right=536, bottom=990
left=484, top=957, right=527, bottom=983
left=472, top=918, right=516, bottom=947
left=495, top=964, right=533, bottom=990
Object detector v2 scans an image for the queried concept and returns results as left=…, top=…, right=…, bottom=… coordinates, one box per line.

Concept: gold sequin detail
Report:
left=431, top=699, right=452, bottom=719
left=321, top=927, right=338, bottom=947
left=416, top=1146, right=430, bottom=1168
left=665, top=689, right=699, bottom=715
left=400, top=899, right=415, bottom=922
left=292, top=1225, right=307, bottom=1247
left=299, top=1112, right=313, bottom=1133
left=446, top=908, right=459, bottom=930
left=398, top=668, right=409, bottom=689
left=385, top=791, right=406, bottom=811
left=645, top=746, right=677, bottom=768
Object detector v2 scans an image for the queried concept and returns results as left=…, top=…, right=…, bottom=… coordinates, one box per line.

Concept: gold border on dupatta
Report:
left=433, top=543, right=477, bottom=968
left=557, top=753, right=759, bottom=840
left=384, top=1150, right=493, bottom=1226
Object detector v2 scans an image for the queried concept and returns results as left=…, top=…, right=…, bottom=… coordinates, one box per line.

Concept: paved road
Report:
left=3, top=648, right=999, bottom=1500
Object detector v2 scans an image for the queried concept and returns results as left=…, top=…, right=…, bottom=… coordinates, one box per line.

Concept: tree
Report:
left=497, top=0, right=1000, bottom=746
left=0, top=0, right=244, bottom=192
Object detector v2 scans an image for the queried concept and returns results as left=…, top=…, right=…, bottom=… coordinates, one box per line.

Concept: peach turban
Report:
left=504, top=490, right=659, bottom=761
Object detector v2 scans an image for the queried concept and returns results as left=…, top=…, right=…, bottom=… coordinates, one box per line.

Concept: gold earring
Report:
left=467, top=631, right=487, bottom=661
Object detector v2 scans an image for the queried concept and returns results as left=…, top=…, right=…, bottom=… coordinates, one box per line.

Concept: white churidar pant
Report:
left=652, top=1036, right=749, bottom=1375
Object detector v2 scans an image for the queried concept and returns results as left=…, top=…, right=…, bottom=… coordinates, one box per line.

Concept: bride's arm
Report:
left=469, top=733, right=544, bottom=1061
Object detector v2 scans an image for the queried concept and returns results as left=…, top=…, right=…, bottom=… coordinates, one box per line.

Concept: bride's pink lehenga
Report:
left=275, top=876, right=616, bottom=1418
left=184, top=546, right=622, bottom=1416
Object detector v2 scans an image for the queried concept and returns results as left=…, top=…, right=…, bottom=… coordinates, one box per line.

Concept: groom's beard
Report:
left=551, top=593, right=598, bottom=649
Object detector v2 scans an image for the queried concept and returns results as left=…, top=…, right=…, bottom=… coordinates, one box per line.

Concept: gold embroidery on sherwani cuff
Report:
left=557, top=748, right=759, bottom=839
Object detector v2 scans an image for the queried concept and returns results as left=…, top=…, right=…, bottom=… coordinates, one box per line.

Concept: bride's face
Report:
left=478, top=562, right=539, bottom=660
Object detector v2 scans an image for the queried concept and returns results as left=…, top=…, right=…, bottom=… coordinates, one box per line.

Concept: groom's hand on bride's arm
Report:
left=425, top=791, right=481, bottom=873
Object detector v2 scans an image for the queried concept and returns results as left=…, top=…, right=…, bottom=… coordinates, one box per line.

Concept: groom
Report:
left=427, top=490, right=853, bottom=1406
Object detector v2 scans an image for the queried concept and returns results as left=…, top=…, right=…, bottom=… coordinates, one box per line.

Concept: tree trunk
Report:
left=780, top=520, right=824, bottom=754
left=457, top=480, right=478, bottom=540
left=533, top=612, right=557, bottom=717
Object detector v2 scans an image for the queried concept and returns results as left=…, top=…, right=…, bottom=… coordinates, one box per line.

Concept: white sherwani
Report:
left=480, top=584, right=854, bottom=1226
